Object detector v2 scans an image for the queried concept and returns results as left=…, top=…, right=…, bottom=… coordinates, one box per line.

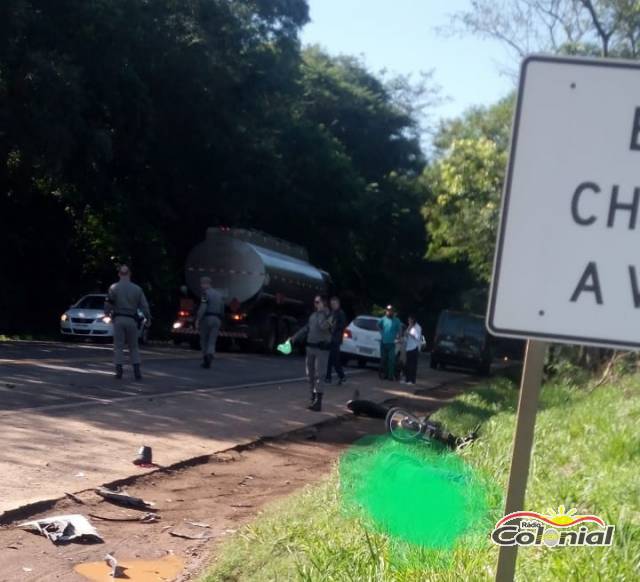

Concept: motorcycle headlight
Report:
left=61, top=314, right=69, bottom=322
left=101, top=316, right=112, bottom=324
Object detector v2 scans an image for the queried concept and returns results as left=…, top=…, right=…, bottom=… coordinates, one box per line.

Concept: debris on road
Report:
left=64, top=492, right=85, bottom=505
left=89, top=512, right=158, bottom=523
left=169, top=529, right=213, bottom=541
left=18, top=514, right=102, bottom=544
left=95, top=487, right=154, bottom=510
left=185, top=521, right=210, bottom=528
left=132, top=445, right=155, bottom=467
left=104, top=553, right=118, bottom=578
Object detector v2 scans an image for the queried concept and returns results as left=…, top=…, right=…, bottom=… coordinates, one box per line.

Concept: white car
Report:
left=340, top=315, right=427, bottom=368
left=60, top=294, right=149, bottom=343
left=340, top=315, right=382, bottom=367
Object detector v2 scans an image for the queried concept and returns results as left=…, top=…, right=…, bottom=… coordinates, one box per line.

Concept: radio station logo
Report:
left=491, top=505, right=614, bottom=548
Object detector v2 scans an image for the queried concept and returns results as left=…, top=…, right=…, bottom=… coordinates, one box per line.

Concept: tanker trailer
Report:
left=171, top=227, right=330, bottom=351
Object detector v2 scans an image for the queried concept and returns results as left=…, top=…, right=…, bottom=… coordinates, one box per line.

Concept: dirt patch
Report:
left=0, top=382, right=475, bottom=582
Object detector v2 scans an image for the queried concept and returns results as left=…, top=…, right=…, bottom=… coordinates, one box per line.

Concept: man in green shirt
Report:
left=378, top=305, right=402, bottom=380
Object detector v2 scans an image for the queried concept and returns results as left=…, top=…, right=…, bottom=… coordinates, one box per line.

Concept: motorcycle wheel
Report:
left=385, top=407, right=424, bottom=443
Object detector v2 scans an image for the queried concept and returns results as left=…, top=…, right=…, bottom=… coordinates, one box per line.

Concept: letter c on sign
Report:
left=571, top=182, right=600, bottom=226
left=491, top=525, right=518, bottom=546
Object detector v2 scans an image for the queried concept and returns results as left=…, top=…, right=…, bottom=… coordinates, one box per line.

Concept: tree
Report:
left=0, top=0, right=310, bottom=331
left=286, top=48, right=432, bottom=314
left=447, top=0, right=640, bottom=64
left=422, top=97, right=513, bottom=283
left=0, top=2, right=439, bottom=334
left=444, top=1, right=633, bottom=372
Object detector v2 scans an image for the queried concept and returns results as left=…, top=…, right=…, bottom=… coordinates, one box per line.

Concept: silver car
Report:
left=60, top=294, right=149, bottom=343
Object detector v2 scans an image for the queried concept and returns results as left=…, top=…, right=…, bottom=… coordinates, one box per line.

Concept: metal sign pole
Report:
left=495, top=339, right=548, bottom=582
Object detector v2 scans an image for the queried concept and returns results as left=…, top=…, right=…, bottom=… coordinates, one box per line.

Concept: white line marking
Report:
left=0, top=371, right=369, bottom=416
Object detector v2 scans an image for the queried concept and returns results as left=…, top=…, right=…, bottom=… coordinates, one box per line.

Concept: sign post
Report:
left=487, top=54, right=640, bottom=581
left=494, top=339, right=548, bottom=582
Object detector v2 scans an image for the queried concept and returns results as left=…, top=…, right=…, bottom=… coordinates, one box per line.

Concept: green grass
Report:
left=202, top=375, right=640, bottom=581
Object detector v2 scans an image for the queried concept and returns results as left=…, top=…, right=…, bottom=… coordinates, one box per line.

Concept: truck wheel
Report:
left=357, top=358, right=367, bottom=368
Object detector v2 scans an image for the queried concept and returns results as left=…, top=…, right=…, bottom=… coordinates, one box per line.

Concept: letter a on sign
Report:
left=570, top=262, right=603, bottom=305
left=488, top=55, right=640, bottom=350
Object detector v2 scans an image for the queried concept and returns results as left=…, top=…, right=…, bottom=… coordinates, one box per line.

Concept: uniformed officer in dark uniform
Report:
left=105, top=265, right=151, bottom=380
left=195, top=276, right=224, bottom=368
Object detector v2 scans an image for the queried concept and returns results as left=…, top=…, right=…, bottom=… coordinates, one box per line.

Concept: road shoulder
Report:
left=0, top=378, right=476, bottom=581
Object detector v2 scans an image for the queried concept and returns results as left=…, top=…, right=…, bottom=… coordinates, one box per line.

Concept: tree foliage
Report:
left=449, top=0, right=640, bottom=62
left=422, top=97, right=513, bottom=283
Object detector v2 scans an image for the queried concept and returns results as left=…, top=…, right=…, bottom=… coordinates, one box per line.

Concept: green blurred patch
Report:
left=339, top=435, right=489, bottom=550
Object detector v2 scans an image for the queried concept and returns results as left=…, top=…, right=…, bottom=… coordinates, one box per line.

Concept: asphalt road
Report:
left=0, top=339, right=467, bottom=515
left=0, top=340, right=316, bottom=413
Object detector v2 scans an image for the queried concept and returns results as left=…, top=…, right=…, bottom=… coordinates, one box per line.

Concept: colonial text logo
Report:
left=491, top=505, right=614, bottom=548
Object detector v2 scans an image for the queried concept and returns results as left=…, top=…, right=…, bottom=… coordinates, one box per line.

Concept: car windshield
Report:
left=464, top=319, right=486, bottom=341
left=75, top=296, right=106, bottom=310
left=437, top=313, right=465, bottom=338
left=438, top=313, right=486, bottom=342
left=353, top=317, right=379, bottom=331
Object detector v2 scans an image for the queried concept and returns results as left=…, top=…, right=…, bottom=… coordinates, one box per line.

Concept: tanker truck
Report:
left=171, top=227, right=331, bottom=351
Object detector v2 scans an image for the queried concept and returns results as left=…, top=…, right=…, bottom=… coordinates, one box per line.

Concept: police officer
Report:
left=195, top=277, right=224, bottom=368
left=290, top=295, right=333, bottom=411
left=325, top=296, right=347, bottom=385
left=105, top=265, right=151, bottom=380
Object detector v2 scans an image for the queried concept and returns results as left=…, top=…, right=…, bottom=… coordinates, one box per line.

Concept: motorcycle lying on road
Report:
left=384, top=407, right=479, bottom=451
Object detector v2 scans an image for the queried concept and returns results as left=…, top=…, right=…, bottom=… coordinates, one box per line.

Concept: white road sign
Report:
left=488, top=55, right=640, bottom=349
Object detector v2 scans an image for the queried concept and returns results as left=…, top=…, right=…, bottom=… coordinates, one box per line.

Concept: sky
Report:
left=300, top=0, right=516, bottom=124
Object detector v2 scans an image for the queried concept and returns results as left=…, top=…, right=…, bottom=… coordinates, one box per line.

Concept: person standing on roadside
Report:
left=325, top=296, right=347, bottom=385
left=195, top=277, right=224, bottom=369
left=378, top=305, right=402, bottom=380
left=105, top=265, right=151, bottom=381
left=290, top=295, right=333, bottom=411
left=403, top=315, right=422, bottom=385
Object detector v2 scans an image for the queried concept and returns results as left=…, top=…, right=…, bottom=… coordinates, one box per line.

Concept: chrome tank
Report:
left=185, top=228, right=327, bottom=306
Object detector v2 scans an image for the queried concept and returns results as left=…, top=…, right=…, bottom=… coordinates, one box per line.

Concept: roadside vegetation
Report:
left=1, top=0, right=458, bottom=336
left=203, top=373, right=640, bottom=581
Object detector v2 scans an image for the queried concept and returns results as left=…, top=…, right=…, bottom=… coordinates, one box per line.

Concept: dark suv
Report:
left=430, top=310, right=492, bottom=375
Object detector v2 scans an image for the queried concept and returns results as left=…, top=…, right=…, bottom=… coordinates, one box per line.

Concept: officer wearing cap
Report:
left=195, top=277, right=224, bottom=368
left=105, top=265, right=151, bottom=380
